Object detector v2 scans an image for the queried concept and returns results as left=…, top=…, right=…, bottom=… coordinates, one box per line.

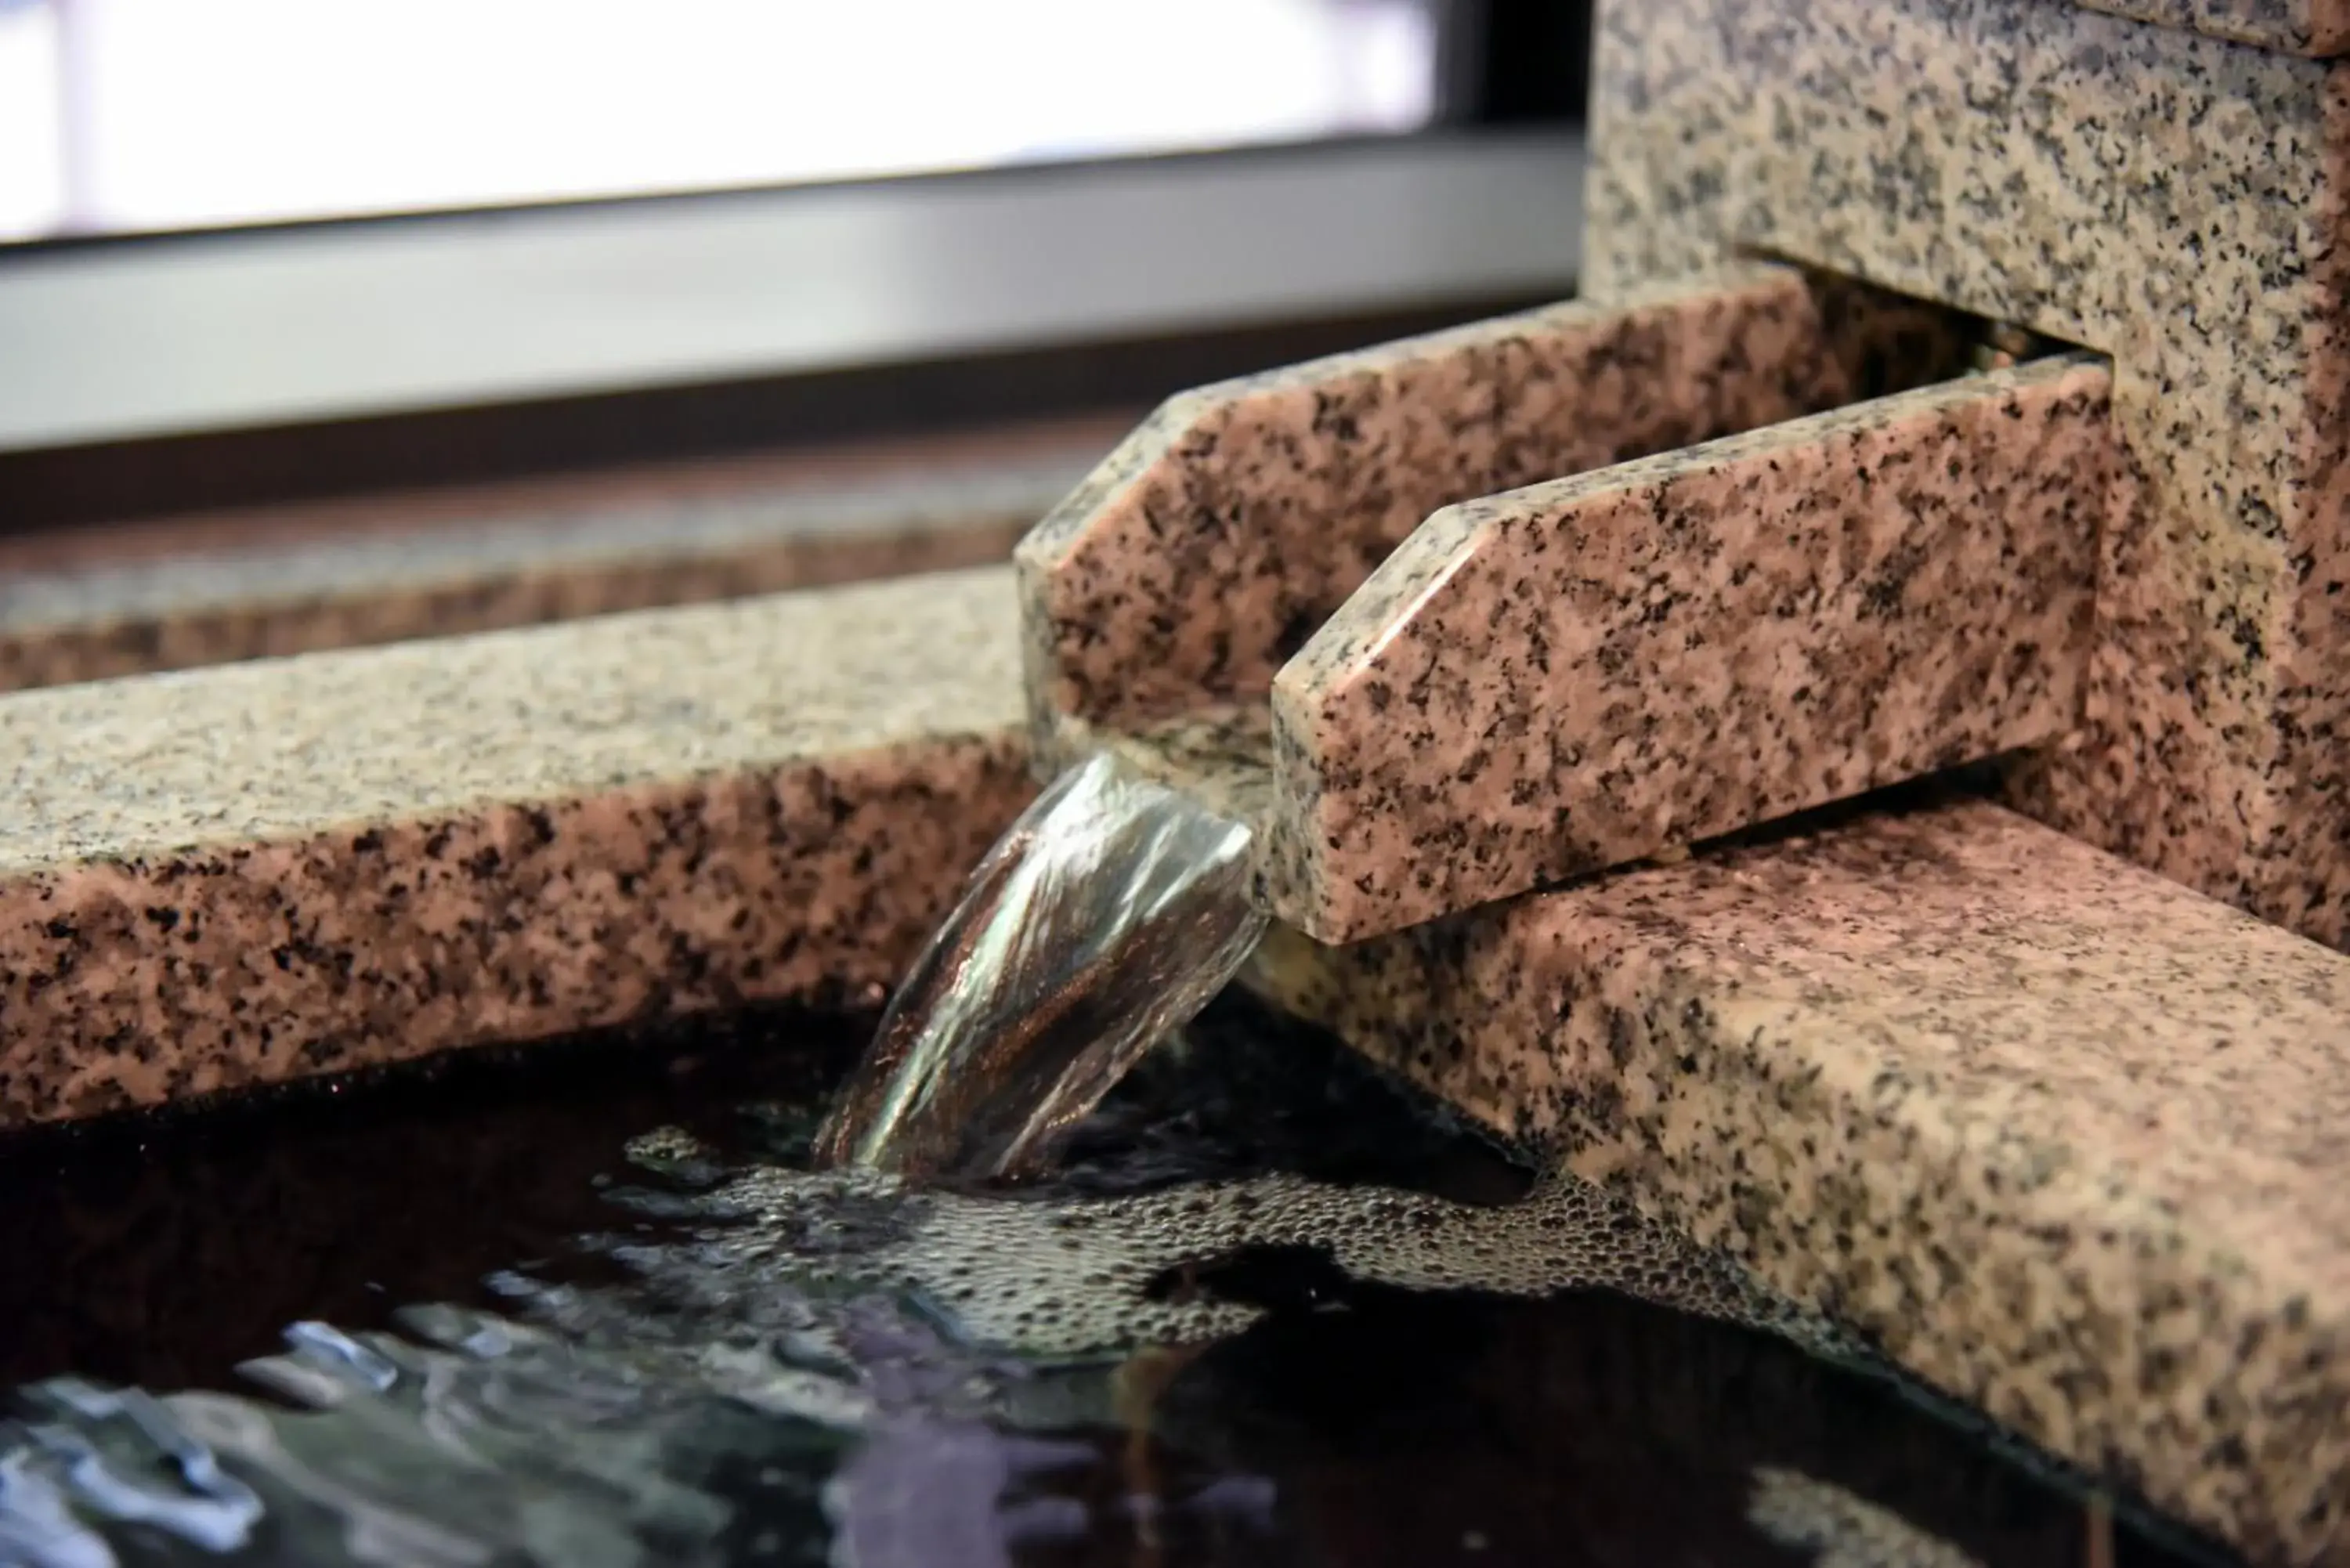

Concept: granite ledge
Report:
left=0, top=449, right=1089, bottom=695
left=1246, top=795, right=2350, bottom=1564
left=0, top=567, right=1037, bottom=1126
left=2074, top=0, right=2348, bottom=56
left=1016, top=264, right=1977, bottom=735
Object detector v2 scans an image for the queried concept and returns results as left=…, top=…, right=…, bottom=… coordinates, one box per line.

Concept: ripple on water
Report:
left=0, top=997, right=2237, bottom=1568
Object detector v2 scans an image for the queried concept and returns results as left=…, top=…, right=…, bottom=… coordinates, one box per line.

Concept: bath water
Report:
left=0, top=756, right=2240, bottom=1566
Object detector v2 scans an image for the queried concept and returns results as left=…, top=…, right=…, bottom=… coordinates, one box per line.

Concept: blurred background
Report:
left=0, top=0, right=1582, bottom=242
left=0, top=0, right=1590, bottom=678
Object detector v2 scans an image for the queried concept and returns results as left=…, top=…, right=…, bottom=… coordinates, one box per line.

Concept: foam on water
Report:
left=659, top=1158, right=1851, bottom=1362
left=0, top=1080, right=2229, bottom=1568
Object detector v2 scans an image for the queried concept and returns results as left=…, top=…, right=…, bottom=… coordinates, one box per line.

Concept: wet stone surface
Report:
left=0, top=997, right=2241, bottom=1567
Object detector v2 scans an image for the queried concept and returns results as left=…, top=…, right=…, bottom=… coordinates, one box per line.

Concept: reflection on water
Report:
left=0, top=998, right=2236, bottom=1568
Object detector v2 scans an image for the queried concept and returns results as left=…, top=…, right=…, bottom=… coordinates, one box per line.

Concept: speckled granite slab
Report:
left=1260, top=355, right=2110, bottom=941
left=0, top=451, right=1086, bottom=694
left=1245, top=796, right=2350, bottom=1565
left=1015, top=264, right=1975, bottom=736
left=0, top=567, right=1034, bottom=1125
left=1585, top=0, right=2350, bottom=950
left=2076, top=0, right=2348, bottom=54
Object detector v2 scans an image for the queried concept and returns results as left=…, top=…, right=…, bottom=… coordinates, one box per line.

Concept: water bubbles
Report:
left=605, top=1162, right=1853, bottom=1365
left=280, top=1324, right=403, bottom=1393
left=1749, top=1467, right=1987, bottom=1567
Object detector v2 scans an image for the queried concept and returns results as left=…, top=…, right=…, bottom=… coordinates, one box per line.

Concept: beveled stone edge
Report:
left=1011, top=262, right=1890, bottom=731
left=0, top=461, right=1080, bottom=695
left=0, top=568, right=1045, bottom=1127
left=2073, top=0, right=2348, bottom=57
left=0, top=735, right=1036, bottom=1129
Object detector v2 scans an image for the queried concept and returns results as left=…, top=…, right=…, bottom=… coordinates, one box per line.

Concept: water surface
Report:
left=0, top=998, right=2236, bottom=1568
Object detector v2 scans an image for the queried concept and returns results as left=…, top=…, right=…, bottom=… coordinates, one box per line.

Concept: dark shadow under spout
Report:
left=813, top=753, right=1267, bottom=1180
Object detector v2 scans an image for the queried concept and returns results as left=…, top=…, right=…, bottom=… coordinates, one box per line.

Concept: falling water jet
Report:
left=813, top=753, right=1267, bottom=1181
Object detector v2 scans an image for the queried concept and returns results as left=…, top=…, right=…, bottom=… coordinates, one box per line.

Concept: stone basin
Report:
left=3, top=526, right=2348, bottom=1563
left=5, top=0, right=2349, bottom=1559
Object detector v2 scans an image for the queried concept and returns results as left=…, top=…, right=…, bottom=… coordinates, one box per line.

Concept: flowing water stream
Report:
left=812, top=753, right=1266, bottom=1180
left=0, top=757, right=2243, bottom=1566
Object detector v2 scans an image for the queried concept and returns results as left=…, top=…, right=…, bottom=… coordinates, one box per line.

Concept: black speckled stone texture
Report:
left=0, top=569, right=1036, bottom=1125
left=1585, top=0, right=2350, bottom=952
left=1264, top=356, right=2111, bottom=941
left=1246, top=797, right=2350, bottom=1566
left=1014, top=264, right=1975, bottom=741
left=0, top=457, right=1079, bottom=694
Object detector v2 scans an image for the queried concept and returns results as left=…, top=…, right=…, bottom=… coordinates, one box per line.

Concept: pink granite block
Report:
left=1014, top=265, right=1973, bottom=740
left=0, top=449, right=1086, bottom=693
left=1246, top=796, right=2350, bottom=1564
left=1261, top=356, right=2110, bottom=942
left=0, top=569, right=1036, bottom=1125
left=1585, top=0, right=2350, bottom=950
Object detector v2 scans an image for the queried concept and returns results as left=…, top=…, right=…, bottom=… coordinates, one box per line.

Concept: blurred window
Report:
left=0, top=0, right=1444, bottom=243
